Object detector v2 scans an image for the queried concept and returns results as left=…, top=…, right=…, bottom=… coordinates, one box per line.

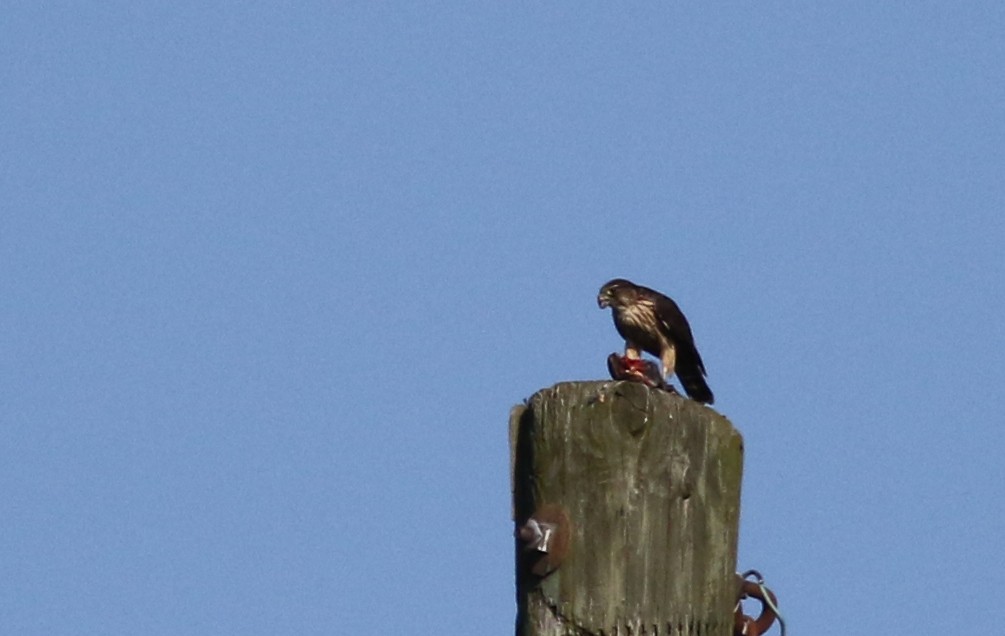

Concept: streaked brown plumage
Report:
left=597, top=278, right=714, bottom=404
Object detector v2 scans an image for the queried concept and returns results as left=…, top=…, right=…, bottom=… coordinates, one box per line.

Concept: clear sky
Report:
left=2, top=3, right=1003, bottom=634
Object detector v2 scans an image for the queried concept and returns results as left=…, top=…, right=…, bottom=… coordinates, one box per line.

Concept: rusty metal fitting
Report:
left=516, top=517, right=555, bottom=552
left=733, top=571, right=781, bottom=636
left=734, top=613, right=760, bottom=636
left=515, top=504, right=571, bottom=577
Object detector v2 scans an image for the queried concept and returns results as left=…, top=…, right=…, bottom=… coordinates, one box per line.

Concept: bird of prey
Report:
left=597, top=278, right=714, bottom=404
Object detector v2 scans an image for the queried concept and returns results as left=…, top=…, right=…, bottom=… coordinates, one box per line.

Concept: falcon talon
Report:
left=606, top=353, right=674, bottom=393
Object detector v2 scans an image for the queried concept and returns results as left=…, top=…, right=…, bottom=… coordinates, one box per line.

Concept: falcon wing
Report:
left=650, top=294, right=702, bottom=368
left=652, top=291, right=714, bottom=403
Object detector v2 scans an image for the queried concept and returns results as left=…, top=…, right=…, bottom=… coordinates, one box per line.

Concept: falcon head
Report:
left=597, top=278, right=639, bottom=309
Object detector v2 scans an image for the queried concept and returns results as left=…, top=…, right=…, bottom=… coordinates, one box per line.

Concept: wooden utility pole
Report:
left=510, top=381, right=743, bottom=636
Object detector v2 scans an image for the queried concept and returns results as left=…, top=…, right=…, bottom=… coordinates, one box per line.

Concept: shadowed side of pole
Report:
left=510, top=381, right=744, bottom=636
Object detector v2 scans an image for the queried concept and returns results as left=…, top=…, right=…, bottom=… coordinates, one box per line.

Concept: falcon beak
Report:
left=597, top=294, right=610, bottom=309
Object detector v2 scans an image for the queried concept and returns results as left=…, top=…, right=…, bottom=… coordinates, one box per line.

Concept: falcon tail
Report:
left=674, top=351, right=714, bottom=404
left=678, top=370, right=714, bottom=404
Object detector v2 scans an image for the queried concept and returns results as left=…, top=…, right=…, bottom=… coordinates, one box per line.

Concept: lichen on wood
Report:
left=511, top=381, right=743, bottom=636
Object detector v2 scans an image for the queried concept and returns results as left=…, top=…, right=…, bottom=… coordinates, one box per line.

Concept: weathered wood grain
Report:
left=511, top=381, right=743, bottom=636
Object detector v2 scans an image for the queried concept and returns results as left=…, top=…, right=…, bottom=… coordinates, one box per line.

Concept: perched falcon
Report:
left=597, top=278, right=714, bottom=404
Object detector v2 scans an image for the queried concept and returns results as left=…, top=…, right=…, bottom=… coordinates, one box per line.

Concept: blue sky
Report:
left=2, top=3, right=1003, bottom=634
